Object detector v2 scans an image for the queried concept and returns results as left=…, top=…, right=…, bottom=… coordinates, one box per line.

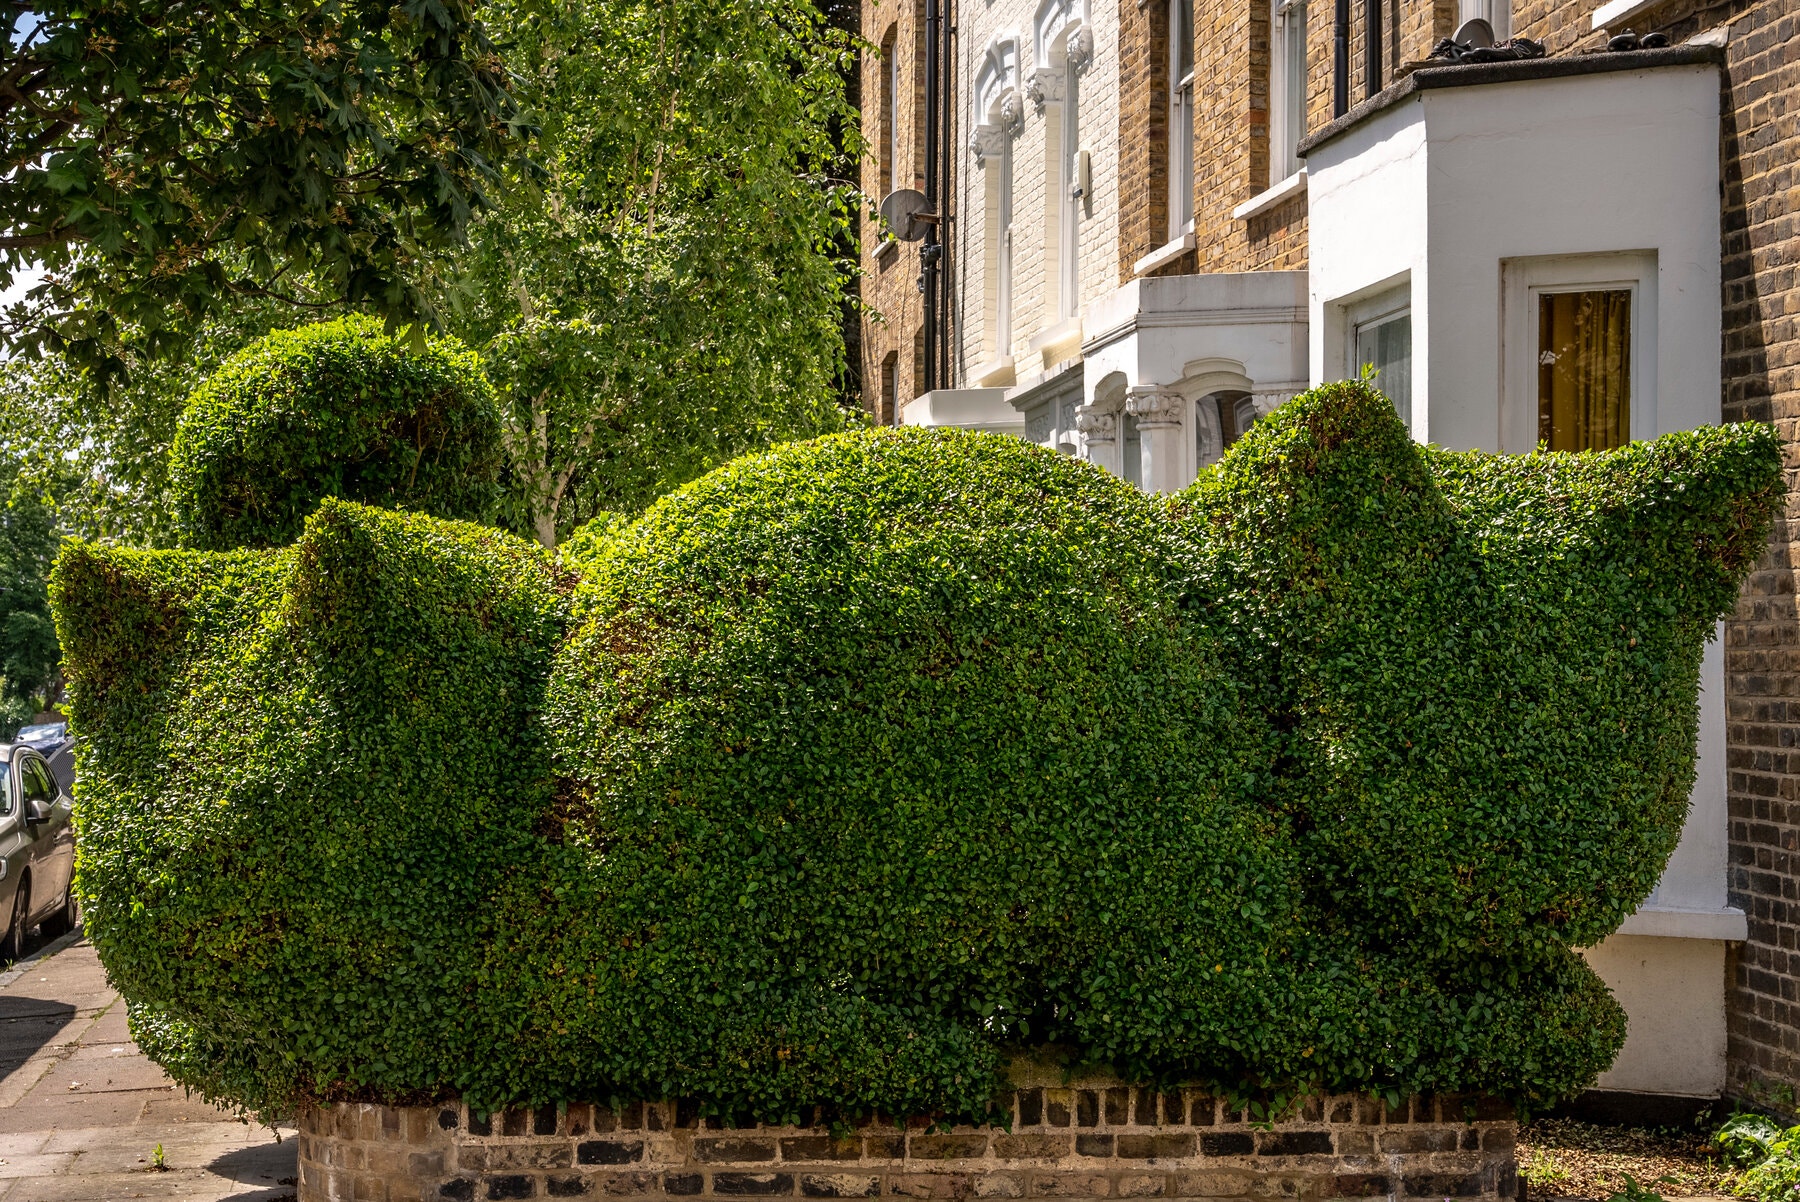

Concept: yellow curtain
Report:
left=1537, top=289, right=1631, bottom=452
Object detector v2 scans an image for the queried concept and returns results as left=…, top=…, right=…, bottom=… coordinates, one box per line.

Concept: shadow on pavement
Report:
left=208, top=1136, right=298, bottom=1185
left=0, top=993, right=77, bottom=1072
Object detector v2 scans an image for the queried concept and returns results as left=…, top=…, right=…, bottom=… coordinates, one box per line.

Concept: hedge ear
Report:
left=1176, top=378, right=1456, bottom=607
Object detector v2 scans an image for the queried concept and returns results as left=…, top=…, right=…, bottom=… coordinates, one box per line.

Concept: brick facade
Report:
left=861, top=0, right=929, bottom=423
left=296, top=1088, right=1518, bottom=1202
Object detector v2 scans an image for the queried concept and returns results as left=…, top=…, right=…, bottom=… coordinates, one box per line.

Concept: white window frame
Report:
left=1059, top=58, right=1081, bottom=320
left=1344, top=284, right=1413, bottom=431
left=1458, top=0, right=1511, bottom=39
left=1270, top=0, right=1308, bottom=185
left=1500, top=251, right=1658, bottom=453
left=889, top=43, right=903, bottom=195
left=1169, top=0, right=1195, bottom=239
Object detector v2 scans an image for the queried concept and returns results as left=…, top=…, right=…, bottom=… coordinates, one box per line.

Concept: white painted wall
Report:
left=1305, top=60, right=1734, bottom=1097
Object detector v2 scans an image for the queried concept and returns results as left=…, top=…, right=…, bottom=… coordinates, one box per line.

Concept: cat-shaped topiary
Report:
left=51, top=380, right=1781, bottom=1122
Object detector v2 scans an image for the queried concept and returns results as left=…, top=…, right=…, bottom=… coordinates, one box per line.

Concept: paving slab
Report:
left=0, top=934, right=296, bottom=1201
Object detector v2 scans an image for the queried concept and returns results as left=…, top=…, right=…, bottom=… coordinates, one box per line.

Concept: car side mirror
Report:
left=22, top=799, right=47, bottom=827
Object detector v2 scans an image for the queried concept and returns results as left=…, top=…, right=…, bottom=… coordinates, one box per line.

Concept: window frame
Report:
left=1270, top=0, right=1308, bottom=185
left=1169, top=0, right=1196, bottom=240
left=1345, top=285, right=1413, bottom=431
left=1501, top=251, right=1658, bottom=453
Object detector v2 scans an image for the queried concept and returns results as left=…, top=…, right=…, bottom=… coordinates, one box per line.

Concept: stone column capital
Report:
left=1125, top=386, right=1186, bottom=428
left=1075, top=406, right=1117, bottom=443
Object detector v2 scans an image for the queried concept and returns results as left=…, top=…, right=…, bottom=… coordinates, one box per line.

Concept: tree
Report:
left=0, top=460, right=61, bottom=737
left=456, top=0, right=862, bottom=547
left=0, top=0, right=526, bottom=370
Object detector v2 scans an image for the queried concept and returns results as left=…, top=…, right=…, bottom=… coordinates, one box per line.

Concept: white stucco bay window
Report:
left=1300, top=44, right=1735, bottom=1100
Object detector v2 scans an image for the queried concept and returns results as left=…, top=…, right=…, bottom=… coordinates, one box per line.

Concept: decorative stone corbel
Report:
left=1251, top=386, right=1302, bottom=417
left=1066, top=24, right=1095, bottom=71
left=970, top=91, right=1025, bottom=164
left=1026, top=67, right=1064, bottom=109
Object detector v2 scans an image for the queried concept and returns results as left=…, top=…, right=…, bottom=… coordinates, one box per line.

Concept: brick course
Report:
left=296, top=1088, right=1517, bottom=1202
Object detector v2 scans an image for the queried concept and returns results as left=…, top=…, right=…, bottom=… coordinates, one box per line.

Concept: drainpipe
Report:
left=922, top=0, right=941, bottom=396
left=1333, top=0, right=1350, bottom=116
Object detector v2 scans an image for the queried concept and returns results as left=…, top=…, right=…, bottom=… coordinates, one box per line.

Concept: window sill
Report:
left=1134, top=230, right=1196, bottom=276
left=1614, top=905, right=1747, bottom=942
left=971, top=356, right=1016, bottom=387
left=1232, top=169, right=1307, bottom=221
left=1591, top=0, right=1670, bottom=29
left=873, top=238, right=899, bottom=263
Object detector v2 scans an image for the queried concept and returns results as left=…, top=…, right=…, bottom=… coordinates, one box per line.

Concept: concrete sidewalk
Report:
left=0, top=932, right=295, bottom=1201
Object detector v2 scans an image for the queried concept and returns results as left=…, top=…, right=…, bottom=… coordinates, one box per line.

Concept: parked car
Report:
left=0, top=742, right=77, bottom=963
left=14, top=721, right=75, bottom=795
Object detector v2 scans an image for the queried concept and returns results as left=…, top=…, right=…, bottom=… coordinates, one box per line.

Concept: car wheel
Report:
left=1, top=881, right=27, bottom=966
left=40, top=879, right=76, bottom=940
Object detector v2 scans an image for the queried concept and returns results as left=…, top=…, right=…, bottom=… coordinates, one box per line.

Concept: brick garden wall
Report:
left=296, top=1086, right=1518, bottom=1202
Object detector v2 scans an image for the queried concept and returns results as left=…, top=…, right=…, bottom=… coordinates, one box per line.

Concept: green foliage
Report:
left=453, top=0, right=859, bottom=545
left=0, top=459, right=63, bottom=737
left=168, top=317, right=506, bottom=550
left=1720, top=1116, right=1800, bottom=1202
left=52, top=382, right=1782, bottom=1122
left=0, top=0, right=523, bottom=370
left=1604, top=1174, right=1676, bottom=1202
left=1719, top=1114, right=1787, bottom=1169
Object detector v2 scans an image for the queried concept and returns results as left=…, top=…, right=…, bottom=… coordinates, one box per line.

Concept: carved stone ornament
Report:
left=1026, top=67, right=1064, bottom=109
left=1125, top=387, right=1186, bottom=427
left=1066, top=23, right=1095, bottom=70
left=969, top=124, right=1004, bottom=163
left=1075, top=406, right=1117, bottom=442
left=1252, top=388, right=1300, bottom=417
left=998, top=90, right=1025, bottom=133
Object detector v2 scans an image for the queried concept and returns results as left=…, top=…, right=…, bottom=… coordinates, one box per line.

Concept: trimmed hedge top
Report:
left=52, top=381, right=1781, bottom=1122
left=168, top=316, right=504, bottom=549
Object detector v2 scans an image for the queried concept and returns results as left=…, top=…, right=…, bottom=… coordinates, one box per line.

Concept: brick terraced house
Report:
left=858, top=0, right=1799, bottom=1113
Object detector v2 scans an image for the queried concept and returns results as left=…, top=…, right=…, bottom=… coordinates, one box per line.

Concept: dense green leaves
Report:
left=167, top=317, right=505, bottom=549
left=51, top=382, right=1782, bottom=1122
left=0, top=461, right=62, bottom=736
left=0, top=0, right=524, bottom=370
left=453, top=0, right=860, bottom=544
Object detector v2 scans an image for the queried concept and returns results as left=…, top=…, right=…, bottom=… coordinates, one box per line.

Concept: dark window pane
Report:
left=1537, top=289, right=1630, bottom=452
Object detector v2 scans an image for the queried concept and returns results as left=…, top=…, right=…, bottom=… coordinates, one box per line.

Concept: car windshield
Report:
left=16, top=724, right=63, bottom=744
left=0, top=761, right=9, bottom=814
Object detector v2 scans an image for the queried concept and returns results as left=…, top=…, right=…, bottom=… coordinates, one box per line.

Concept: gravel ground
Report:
left=1520, top=1118, right=1741, bottom=1202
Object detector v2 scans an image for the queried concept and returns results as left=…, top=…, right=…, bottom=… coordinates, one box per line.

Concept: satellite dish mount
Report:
left=879, top=189, right=937, bottom=243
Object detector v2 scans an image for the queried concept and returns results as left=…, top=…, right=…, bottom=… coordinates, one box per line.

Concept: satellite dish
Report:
left=879, top=189, right=935, bottom=242
left=1453, top=17, right=1497, bottom=46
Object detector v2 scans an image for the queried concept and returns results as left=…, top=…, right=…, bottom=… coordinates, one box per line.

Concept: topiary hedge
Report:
left=51, top=381, right=1782, bottom=1122
left=168, top=316, right=505, bottom=550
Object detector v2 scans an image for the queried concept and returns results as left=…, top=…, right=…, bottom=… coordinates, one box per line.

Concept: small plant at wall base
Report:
left=51, top=381, right=1784, bottom=1123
